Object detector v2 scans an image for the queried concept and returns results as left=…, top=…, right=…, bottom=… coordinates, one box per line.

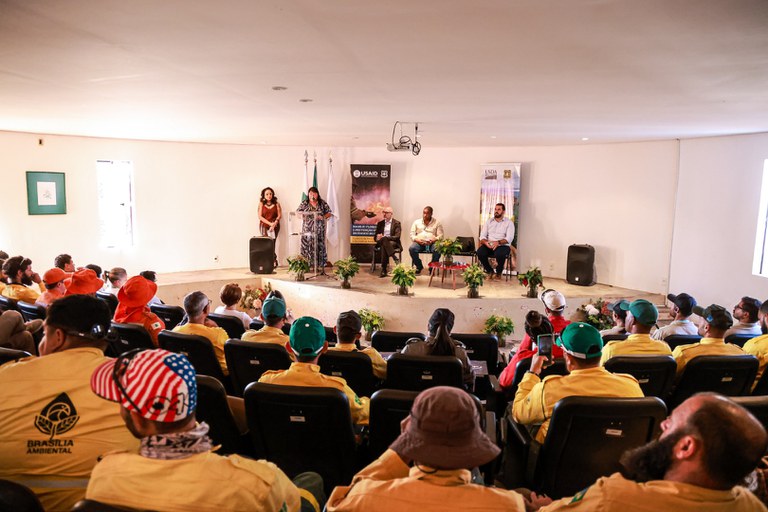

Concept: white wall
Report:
left=1, top=131, right=678, bottom=293
left=669, top=133, right=768, bottom=307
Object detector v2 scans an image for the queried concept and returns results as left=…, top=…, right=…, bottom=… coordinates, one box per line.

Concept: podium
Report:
left=289, top=210, right=325, bottom=278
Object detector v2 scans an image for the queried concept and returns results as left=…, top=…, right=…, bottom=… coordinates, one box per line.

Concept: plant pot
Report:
left=295, top=272, right=305, bottom=282
left=526, top=285, right=537, bottom=298
left=397, top=285, right=409, bottom=296
left=341, top=278, right=351, bottom=289
left=364, top=330, right=373, bottom=341
left=443, top=255, right=454, bottom=266
left=467, top=287, right=479, bottom=299
left=497, top=335, right=506, bottom=348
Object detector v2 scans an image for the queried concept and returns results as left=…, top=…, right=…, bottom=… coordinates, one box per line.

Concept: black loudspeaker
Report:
left=566, top=244, right=595, bottom=286
left=249, top=237, right=275, bottom=274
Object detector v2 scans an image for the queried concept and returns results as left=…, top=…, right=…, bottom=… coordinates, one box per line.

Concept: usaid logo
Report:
left=352, top=169, right=362, bottom=178
left=381, top=170, right=389, bottom=178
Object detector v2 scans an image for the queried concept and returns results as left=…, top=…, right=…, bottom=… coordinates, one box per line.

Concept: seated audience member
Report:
left=241, top=296, right=295, bottom=360
left=402, top=308, right=474, bottom=388
left=725, top=296, right=763, bottom=339
left=327, top=386, right=528, bottom=512
left=599, top=299, right=629, bottom=336
left=266, top=289, right=295, bottom=324
left=214, top=282, right=252, bottom=329
left=113, top=275, right=166, bottom=346
left=139, top=270, right=163, bottom=306
left=673, top=304, right=745, bottom=377
left=102, top=266, right=128, bottom=295
left=408, top=206, right=444, bottom=275
left=173, top=291, right=229, bottom=374
left=36, top=267, right=67, bottom=307
left=86, top=349, right=325, bottom=512
left=54, top=253, right=76, bottom=272
left=499, top=289, right=570, bottom=389
left=0, top=254, right=6, bottom=295
left=652, top=292, right=699, bottom=340
left=84, top=263, right=103, bottom=280
left=0, top=310, right=41, bottom=353
left=64, top=268, right=106, bottom=296
left=1, top=256, right=44, bottom=302
left=600, top=299, right=672, bottom=365
left=329, top=310, right=387, bottom=379
left=744, top=300, right=768, bottom=387
left=538, top=393, right=767, bottom=511
left=259, top=316, right=370, bottom=425
left=0, top=295, right=138, bottom=510
left=512, top=322, right=643, bottom=443
left=476, top=202, right=515, bottom=280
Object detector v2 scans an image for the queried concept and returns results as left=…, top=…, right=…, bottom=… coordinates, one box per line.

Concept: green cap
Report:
left=261, top=297, right=286, bottom=318
left=289, top=316, right=326, bottom=357
left=556, top=322, right=603, bottom=359
left=620, top=299, right=658, bottom=326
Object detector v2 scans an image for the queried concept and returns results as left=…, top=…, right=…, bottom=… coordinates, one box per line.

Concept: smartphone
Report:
left=537, top=334, right=554, bottom=362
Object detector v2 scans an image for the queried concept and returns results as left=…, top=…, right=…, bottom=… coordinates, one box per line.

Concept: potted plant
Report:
left=333, top=256, right=360, bottom=289
left=462, top=263, right=485, bottom=298
left=287, top=255, right=310, bottom=281
left=483, top=314, right=515, bottom=347
left=435, top=237, right=463, bottom=266
left=573, top=298, right=614, bottom=330
left=517, top=266, right=544, bottom=298
left=391, top=263, right=416, bottom=296
left=359, top=308, right=385, bottom=341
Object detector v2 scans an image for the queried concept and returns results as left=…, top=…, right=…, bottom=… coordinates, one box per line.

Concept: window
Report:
left=753, top=160, right=768, bottom=277
left=96, top=160, right=135, bottom=249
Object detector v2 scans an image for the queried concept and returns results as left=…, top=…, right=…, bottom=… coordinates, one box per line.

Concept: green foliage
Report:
left=462, top=263, right=485, bottom=289
left=287, top=255, right=310, bottom=275
left=517, top=266, right=544, bottom=289
left=573, top=298, right=614, bottom=331
left=333, top=256, right=361, bottom=280
left=391, top=263, right=417, bottom=288
left=435, top=237, right=463, bottom=257
left=359, top=308, right=385, bottom=332
left=483, top=314, right=515, bottom=337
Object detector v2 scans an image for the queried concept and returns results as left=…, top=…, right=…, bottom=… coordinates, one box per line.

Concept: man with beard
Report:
left=537, top=393, right=767, bottom=511
left=408, top=206, right=444, bottom=275
left=1, top=255, right=45, bottom=302
left=725, top=296, right=763, bottom=339
left=476, top=203, right=515, bottom=280
left=743, top=300, right=768, bottom=389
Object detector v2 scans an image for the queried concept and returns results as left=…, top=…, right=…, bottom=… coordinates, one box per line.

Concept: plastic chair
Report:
left=224, top=339, right=292, bottom=396
left=195, top=375, right=253, bottom=456
left=248, top=319, right=265, bottom=331
left=384, top=353, right=463, bottom=391
left=725, top=333, right=757, bottom=348
left=95, top=292, right=118, bottom=316
left=17, top=301, right=46, bottom=322
left=318, top=350, right=380, bottom=398
left=149, top=304, right=185, bottom=330
left=0, top=479, right=44, bottom=512
left=730, top=395, right=768, bottom=431
left=110, top=322, right=156, bottom=355
left=0, top=296, right=19, bottom=312
left=604, top=355, right=677, bottom=398
left=207, top=313, right=246, bottom=339
left=370, top=244, right=403, bottom=273
left=371, top=331, right=425, bottom=352
left=601, top=334, right=628, bottom=342
left=452, top=333, right=500, bottom=375
left=158, top=330, right=231, bottom=393
left=667, top=354, right=758, bottom=409
left=0, top=346, right=33, bottom=365
left=663, top=334, right=701, bottom=351
left=454, top=236, right=477, bottom=265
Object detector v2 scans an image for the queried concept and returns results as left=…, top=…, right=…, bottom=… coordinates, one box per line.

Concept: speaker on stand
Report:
left=249, top=237, right=275, bottom=274
left=566, top=244, right=595, bottom=286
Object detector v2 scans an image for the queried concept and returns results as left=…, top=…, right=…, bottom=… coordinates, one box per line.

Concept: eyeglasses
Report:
left=112, top=348, right=145, bottom=413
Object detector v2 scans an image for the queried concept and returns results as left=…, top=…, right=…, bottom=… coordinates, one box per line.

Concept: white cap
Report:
left=540, top=289, right=566, bottom=312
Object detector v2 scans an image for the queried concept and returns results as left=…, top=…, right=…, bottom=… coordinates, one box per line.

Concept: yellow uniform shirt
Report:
left=0, top=347, right=138, bottom=511
left=259, top=362, right=370, bottom=425
left=512, top=366, right=644, bottom=443
left=743, top=334, right=768, bottom=389
left=1, top=282, right=41, bottom=303
left=327, top=449, right=526, bottom=512
left=328, top=343, right=388, bottom=379
left=540, top=472, right=765, bottom=512
left=600, top=334, right=672, bottom=366
left=173, top=322, right=229, bottom=375
left=86, top=450, right=301, bottom=512
left=241, top=326, right=296, bottom=361
left=672, top=337, right=745, bottom=377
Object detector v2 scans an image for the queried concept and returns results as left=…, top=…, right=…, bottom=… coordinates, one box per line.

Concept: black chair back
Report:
left=110, top=322, right=156, bottom=355
left=725, top=333, right=756, bottom=348
left=150, top=304, right=185, bottom=330
left=0, top=347, right=33, bottom=365
left=207, top=313, right=246, bottom=339
left=384, top=353, right=463, bottom=391
left=0, top=296, right=19, bottom=312
left=535, top=396, right=666, bottom=499
left=0, top=479, right=45, bottom=512
left=196, top=375, right=253, bottom=456
left=663, top=334, right=701, bottom=351
left=244, top=382, right=357, bottom=493
left=668, top=355, right=758, bottom=409
left=282, top=323, right=291, bottom=335
left=730, top=396, right=768, bottom=431
left=158, top=330, right=228, bottom=386
left=455, top=236, right=476, bottom=264
left=601, top=334, right=628, bottom=342
left=506, top=357, right=568, bottom=397
left=371, top=331, right=425, bottom=352
left=95, top=291, right=119, bottom=316
left=753, top=369, right=768, bottom=396
left=17, top=301, right=46, bottom=322
left=604, top=355, right=677, bottom=398
left=71, top=499, right=140, bottom=511
left=324, top=326, right=338, bottom=345
left=318, top=350, right=379, bottom=398
left=368, top=389, right=420, bottom=459
left=452, top=333, right=499, bottom=375
left=224, top=339, right=292, bottom=396
left=249, top=319, right=265, bottom=330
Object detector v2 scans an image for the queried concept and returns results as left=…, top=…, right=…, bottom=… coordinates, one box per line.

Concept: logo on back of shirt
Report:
left=31, top=392, right=79, bottom=448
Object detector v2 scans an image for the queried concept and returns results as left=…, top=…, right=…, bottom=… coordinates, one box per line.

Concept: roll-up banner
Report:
left=480, top=163, right=521, bottom=272
left=350, top=164, right=391, bottom=262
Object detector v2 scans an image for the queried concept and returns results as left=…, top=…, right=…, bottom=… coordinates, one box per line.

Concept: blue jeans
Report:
left=409, top=242, right=440, bottom=270
left=476, top=244, right=511, bottom=275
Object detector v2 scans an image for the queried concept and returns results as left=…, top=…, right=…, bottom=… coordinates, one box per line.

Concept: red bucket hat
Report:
left=117, top=275, right=157, bottom=308
left=65, top=269, right=105, bottom=295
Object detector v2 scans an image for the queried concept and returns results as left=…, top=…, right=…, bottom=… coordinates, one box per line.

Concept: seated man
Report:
left=652, top=292, right=699, bottom=340
left=36, top=267, right=68, bottom=307
left=113, top=275, right=166, bottom=346
left=512, top=322, right=643, bottom=443
left=54, top=253, right=76, bottom=272
left=328, top=310, right=387, bottom=379
left=86, top=349, right=325, bottom=512
left=327, top=386, right=527, bottom=512
left=0, top=310, right=41, bottom=353
left=259, top=316, right=370, bottom=425
left=744, top=299, right=768, bottom=387
left=538, top=393, right=767, bottom=511
left=599, top=299, right=629, bottom=337
left=725, top=296, right=763, bottom=339
left=0, top=295, right=137, bottom=510
left=673, top=303, right=745, bottom=377
left=241, top=296, right=295, bottom=361
left=173, top=290, right=229, bottom=374
left=1, top=256, right=44, bottom=302
left=64, top=268, right=107, bottom=296
left=476, top=203, right=515, bottom=280
left=408, top=206, right=443, bottom=275
left=374, top=207, right=402, bottom=277
left=600, top=299, right=672, bottom=365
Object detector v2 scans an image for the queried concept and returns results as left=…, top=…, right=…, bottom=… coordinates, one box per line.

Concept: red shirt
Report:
left=499, top=314, right=571, bottom=389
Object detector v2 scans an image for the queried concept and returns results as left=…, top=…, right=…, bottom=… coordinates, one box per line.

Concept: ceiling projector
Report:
left=386, top=121, right=421, bottom=156
left=386, top=141, right=412, bottom=152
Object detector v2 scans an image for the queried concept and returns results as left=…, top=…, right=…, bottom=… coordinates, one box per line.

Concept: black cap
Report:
left=337, top=310, right=362, bottom=341
left=667, top=293, right=696, bottom=317
left=693, top=304, right=733, bottom=331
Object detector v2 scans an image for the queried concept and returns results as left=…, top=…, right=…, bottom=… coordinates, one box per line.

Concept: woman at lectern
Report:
left=297, top=186, right=332, bottom=271
left=258, top=187, right=282, bottom=267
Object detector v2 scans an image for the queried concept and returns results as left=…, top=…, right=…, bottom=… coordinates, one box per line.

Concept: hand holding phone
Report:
left=537, top=334, right=554, bottom=366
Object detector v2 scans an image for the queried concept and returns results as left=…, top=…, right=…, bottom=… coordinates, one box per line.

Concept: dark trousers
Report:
left=477, top=244, right=511, bottom=275
left=409, top=242, right=440, bottom=270
left=376, top=237, right=400, bottom=269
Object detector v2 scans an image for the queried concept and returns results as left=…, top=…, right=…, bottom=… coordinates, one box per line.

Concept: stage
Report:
left=154, top=265, right=664, bottom=344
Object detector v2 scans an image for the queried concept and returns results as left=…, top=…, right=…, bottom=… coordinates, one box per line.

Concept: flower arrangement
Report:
left=436, top=237, right=463, bottom=257
left=572, top=298, right=614, bottom=331
left=238, top=282, right=272, bottom=313
left=518, top=266, right=544, bottom=298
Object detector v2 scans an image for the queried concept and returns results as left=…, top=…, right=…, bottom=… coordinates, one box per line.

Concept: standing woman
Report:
left=297, top=186, right=332, bottom=272
left=258, top=187, right=282, bottom=267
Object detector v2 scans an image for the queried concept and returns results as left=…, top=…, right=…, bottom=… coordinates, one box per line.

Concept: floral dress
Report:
left=297, top=198, right=332, bottom=269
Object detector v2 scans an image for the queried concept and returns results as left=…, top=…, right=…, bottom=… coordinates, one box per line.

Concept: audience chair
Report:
left=452, top=333, right=500, bottom=375
left=244, top=382, right=359, bottom=494
left=504, top=357, right=568, bottom=398
left=502, top=396, right=666, bottom=499
left=17, top=301, right=46, bottom=322
left=730, top=396, right=768, bottom=432
left=318, top=350, right=380, bottom=398
left=324, top=325, right=338, bottom=345
left=95, top=291, right=118, bottom=316
left=0, top=296, right=19, bottom=312
left=663, top=334, right=701, bottom=351
left=601, top=334, right=628, bottom=342
left=753, top=369, right=768, bottom=396
left=71, top=499, right=140, bottom=511
left=224, top=339, right=292, bottom=396
left=195, top=374, right=253, bottom=456
left=455, top=236, right=477, bottom=265
left=724, top=333, right=756, bottom=348
left=604, top=355, right=677, bottom=399
left=158, top=330, right=231, bottom=394
left=667, top=354, right=758, bottom=409
left=248, top=319, right=265, bottom=331
left=110, top=322, right=156, bottom=355
left=0, top=479, right=44, bottom=512
left=370, top=244, right=403, bottom=273
left=0, top=347, right=33, bottom=365
left=149, top=304, right=185, bottom=330
left=384, top=353, right=464, bottom=391
left=371, top=330, right=425, bottom=352
left=281, top=323, right=291, bottom=335
left=207, top=313, right=246, bottom=339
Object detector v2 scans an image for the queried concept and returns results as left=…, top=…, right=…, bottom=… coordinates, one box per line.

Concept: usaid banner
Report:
left=480, top=163, right=521, bottom=272
left=350, top=164, right=391, bottom=262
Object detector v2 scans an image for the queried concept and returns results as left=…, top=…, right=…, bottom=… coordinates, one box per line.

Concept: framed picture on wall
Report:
left=26, top=171, right=67, bottom=215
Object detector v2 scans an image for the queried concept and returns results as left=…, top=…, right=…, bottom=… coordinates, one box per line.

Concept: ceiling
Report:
left=1, top=0, right=767, bottom=147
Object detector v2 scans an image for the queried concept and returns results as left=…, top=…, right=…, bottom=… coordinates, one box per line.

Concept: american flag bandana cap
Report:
left=91, top=349, right=197, bottom=422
